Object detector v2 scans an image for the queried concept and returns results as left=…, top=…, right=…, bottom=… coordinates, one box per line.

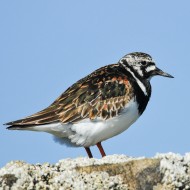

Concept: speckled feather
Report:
left=6, top=64, right=134, bottom=127
left=4, top=52, right=174, bottom=155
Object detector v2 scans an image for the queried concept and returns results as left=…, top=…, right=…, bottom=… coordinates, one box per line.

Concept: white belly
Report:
left=70, top=99, right=140, bottom=147
left=28, top=99, right=140, bottom=147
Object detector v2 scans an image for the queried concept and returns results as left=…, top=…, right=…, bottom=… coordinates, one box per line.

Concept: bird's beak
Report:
left=154, top=67, right=174, bottom=78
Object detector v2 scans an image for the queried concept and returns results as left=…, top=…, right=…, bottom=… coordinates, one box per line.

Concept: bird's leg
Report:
left=96, top=142, right=106, bottom=157
left=85, top=147, right=93, bottom=158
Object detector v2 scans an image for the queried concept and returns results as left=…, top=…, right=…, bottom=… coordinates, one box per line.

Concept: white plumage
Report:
left=24, top=98, right=139, bottom=147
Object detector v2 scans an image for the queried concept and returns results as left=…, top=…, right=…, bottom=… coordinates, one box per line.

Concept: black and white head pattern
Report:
left=119, top=52, right=157, bottom=80
left=119, top=52, right=157, bottom=96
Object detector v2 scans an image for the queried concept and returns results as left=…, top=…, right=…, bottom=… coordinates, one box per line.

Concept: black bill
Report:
left=155, top=67, right=174, bottom=78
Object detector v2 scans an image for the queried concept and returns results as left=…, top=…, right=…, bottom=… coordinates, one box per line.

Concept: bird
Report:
left=4, top=52, right=174, bottom=158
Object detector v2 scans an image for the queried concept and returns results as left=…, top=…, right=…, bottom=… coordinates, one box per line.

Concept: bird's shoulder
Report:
left=5, top=64, right=135, bottom=126
left=55, top=64, right=135, bottom=122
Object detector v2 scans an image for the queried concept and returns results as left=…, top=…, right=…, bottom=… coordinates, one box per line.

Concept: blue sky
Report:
left=1, top=1, right=189, bottom=167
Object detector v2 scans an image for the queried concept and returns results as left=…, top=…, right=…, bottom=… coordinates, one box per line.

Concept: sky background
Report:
left=0, top=1, right=189, bottom=167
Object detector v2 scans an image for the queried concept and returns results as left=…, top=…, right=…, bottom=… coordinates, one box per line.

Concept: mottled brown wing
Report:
left=5, top=104, right=59, bottom=126
left=5, top=64, right=134, bottom=127
left=56, top=64, right=134, bottom=123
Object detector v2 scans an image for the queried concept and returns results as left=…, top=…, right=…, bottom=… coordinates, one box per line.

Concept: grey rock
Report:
left=0, top=153, right=190, bottom=190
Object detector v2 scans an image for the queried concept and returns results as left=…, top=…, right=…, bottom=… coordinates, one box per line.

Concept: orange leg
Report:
left=85, top=147, right=93, bottom=158
left=96, top=142, right=106, bottom=157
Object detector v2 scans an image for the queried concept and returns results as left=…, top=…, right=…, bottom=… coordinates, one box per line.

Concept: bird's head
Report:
left=119, top=52, right=174, bottom=80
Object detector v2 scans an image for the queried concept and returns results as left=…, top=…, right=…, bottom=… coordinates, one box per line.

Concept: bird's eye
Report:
left=141, top=61, right=147, bottom=66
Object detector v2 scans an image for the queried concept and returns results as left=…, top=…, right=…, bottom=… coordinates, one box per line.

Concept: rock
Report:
left=0, top=153, right=190, bottom=190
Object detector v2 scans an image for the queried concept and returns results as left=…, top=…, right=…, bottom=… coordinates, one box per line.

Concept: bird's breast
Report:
left=69, top=98, right=140, bottom=147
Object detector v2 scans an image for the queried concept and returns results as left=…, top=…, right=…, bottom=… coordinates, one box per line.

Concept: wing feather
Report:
left=5, top=64, right=134, bottom=128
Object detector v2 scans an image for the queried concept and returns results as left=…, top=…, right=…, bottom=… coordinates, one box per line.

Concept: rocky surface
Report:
left=0, top=153, right=190, bottom=190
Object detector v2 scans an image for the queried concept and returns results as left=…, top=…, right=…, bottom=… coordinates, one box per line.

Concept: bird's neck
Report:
left=135, top=79, right=151, bottom=115
left=119, top=65, right=152, bottom=115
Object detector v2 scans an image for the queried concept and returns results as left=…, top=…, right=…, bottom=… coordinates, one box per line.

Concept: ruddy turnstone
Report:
left=4, top=52, right=174, bottom=158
